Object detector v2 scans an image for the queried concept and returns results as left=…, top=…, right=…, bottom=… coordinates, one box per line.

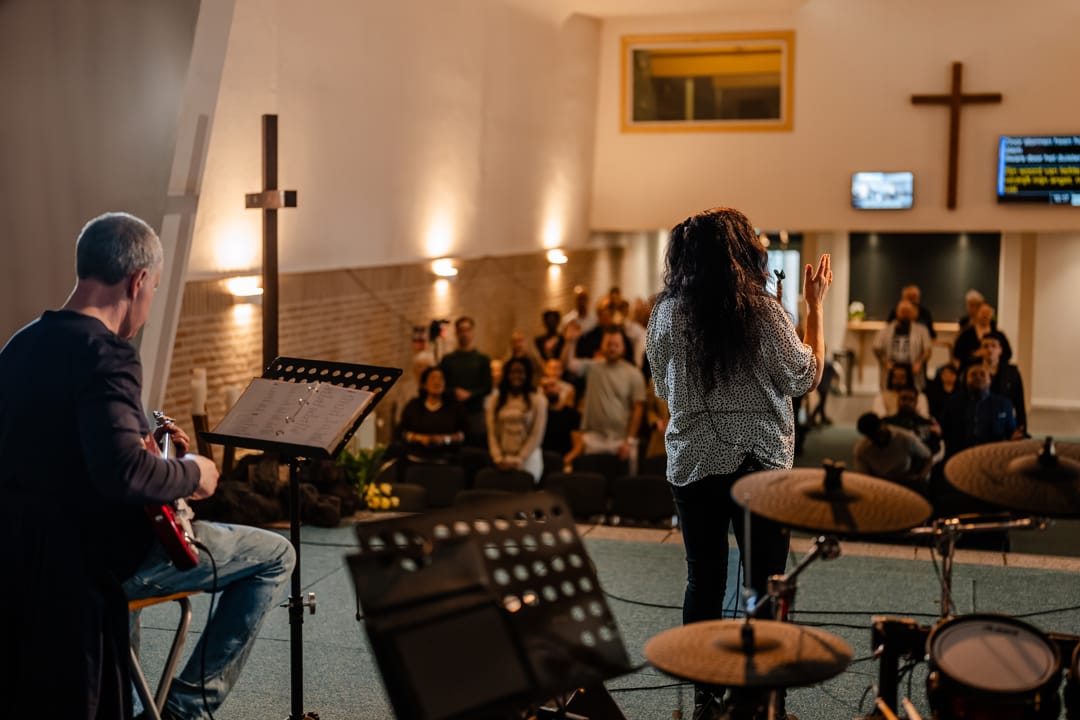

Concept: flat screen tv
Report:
left=997, top=135, right=1080, bottom=205
left=851, top=172, right=914, bottom=209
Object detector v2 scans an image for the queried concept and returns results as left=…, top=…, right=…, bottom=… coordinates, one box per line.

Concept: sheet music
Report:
left=211, top=378, right=374, bottom=454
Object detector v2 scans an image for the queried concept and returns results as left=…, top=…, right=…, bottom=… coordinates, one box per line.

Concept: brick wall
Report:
left=163, top=246, right=621, bottom=446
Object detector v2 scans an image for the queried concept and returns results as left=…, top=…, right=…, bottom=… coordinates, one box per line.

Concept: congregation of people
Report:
left=391, top=287, right=665, bottom=491
left=853, top=284, right=1028, bottom=514
left=390, top=279, right=1032, bottom=525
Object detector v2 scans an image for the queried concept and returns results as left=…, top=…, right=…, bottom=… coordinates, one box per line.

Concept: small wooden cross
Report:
left=245, top=114, right=297, bottom=369
left=911, top=62, right=1002, bottom=210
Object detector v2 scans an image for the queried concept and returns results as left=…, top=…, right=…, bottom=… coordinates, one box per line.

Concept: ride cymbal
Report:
left=730, top=462, right=931, bottom=535
left=644, top=619, right=852, bottom=688
left=944, top=438, right=1080, bottom=517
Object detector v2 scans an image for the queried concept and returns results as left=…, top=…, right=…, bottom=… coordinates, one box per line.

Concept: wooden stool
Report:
left=128, top=591, right=198, bottom=720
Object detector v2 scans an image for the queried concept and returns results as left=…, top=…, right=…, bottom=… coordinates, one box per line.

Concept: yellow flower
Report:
left=380, top=482, right=392, bottom=494
left=390, top=496, right=400, bottom=508
left=380, top=497, right=391, bottom=510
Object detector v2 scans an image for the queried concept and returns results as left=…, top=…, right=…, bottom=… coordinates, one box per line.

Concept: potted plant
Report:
left=336, top=445, right=399, bottom=511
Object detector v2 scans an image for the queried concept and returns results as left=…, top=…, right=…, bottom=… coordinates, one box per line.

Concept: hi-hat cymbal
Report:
left=944, top=438, right=1080, bottom=517
left=730, top=464, right=932, bottom=535
left=644, top=619, right=852, bottom=688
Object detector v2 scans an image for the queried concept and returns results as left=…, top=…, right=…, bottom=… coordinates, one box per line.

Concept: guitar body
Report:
left=144, top=500, right=199, bottom=570
left=146, top=411, right=200, bottom=570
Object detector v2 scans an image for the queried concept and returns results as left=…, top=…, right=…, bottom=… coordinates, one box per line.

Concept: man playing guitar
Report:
left=0, top=212, right=294, bottom=720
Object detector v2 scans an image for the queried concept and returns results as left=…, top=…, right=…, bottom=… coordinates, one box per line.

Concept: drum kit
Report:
left=643, top=438, right=1080, bottom=720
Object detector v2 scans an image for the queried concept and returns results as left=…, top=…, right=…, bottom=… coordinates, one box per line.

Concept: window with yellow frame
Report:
left=622, top=31, right=795, bottom=132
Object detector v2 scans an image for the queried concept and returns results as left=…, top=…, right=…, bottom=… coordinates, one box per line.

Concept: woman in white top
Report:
left=485, top=357, right=548, bottom=483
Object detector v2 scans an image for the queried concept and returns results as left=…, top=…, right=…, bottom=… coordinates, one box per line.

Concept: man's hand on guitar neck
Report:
left=154, top=417, right=191, bottom=455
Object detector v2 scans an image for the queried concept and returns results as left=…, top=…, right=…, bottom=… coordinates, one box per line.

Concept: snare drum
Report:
left=927, top=614, right=1061, bottom=719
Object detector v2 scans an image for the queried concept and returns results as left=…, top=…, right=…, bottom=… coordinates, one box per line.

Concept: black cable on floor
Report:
left=193, top=540, right=218, bottom=720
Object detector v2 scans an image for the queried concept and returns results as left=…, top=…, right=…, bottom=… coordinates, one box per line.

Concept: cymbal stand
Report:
left=907, top=514, right=1048, bottom=618
left=749, top=535, right=842, bottom=622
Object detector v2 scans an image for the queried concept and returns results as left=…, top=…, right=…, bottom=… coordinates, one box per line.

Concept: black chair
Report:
left=544, top=471, right=608, bottom=522
left=388, top=482, right=428, bottom=513
left=453, top=488, right=514, bottom=505
left=610, top=474, right=675, bottom=526
left=473, top=467, right=535, bottom=493
left=457, top=446, right=493, bottom=487
left=572, top=453, right=628, bottom=485
left=639, top=455, right=667, bottom=478
left=541, top=449, right=564, bottom=481
left=401, top=463, right=466, bottom=508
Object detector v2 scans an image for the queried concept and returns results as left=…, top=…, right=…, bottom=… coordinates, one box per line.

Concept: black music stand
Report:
left=346, top=492, right=634, bottom=720
left=201, top=356, right=401, bottom=720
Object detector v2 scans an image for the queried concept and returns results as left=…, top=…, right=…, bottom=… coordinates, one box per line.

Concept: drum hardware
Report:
left=748, top=534, right=842, bottom=623
left=907, top=514, right=1049, bottom=619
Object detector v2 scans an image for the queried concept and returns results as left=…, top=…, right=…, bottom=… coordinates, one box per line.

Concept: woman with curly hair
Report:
left=646, top=207, right=832, bottom=714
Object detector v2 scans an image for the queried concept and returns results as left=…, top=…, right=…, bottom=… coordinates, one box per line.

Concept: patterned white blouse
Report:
left=646, top=295, right=817, bottom=485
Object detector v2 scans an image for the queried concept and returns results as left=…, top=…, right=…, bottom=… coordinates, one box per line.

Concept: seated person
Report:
left=872, top=365, right=929, bottom=418
left=397, top=366, right=467, bottom=462
left=940, top=364, right=1024, bottom=460
left=485, top=357, right=548, bottom=483
left=853, top=412, right=933, bottom=494
left=540, top=359, right=580, bottom=456
left=982, top=331, right=1028, bottom=435
left=924, top=363, right=959, bottom=424
left=883, top=387, right=943, bottom=461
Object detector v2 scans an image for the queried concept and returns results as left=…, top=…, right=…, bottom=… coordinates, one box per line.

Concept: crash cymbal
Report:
left=644, top=619, right=852, bottom=688
left=730, top=462, right=932, bottom=535
left=944, top=438, right=1080, bottom=517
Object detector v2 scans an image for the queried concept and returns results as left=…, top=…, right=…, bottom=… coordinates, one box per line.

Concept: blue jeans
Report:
left=670, top=470, right=790, bottom=625
left=124, top=521, right=295, bottom=719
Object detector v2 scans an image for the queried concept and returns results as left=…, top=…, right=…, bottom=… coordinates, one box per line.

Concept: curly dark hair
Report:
left=496, top=356, right=533, bottom=412
left=657, top=207, right=771, bottom=392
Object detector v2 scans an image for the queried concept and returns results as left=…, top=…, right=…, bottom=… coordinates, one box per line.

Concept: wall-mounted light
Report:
left=546, top=248, right=568, bottom=265
left=225, top=275, right=263, bottom=301
left=432, top=258, right=458, bottom=277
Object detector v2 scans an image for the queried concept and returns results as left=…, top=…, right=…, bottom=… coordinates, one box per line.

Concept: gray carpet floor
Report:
left=135, top=520, right=1080, bottom=719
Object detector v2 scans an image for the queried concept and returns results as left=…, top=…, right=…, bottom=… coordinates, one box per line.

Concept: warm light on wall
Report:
left=212, top=217, right=259, bottom=272
left=432, top=258, right=458, bottom=277
left=231, top=302, right=256, bottom=323
left=225, top=275, right=264, bottom=297
left=546, top=248, right=568, bottom=265
left=425, top=212, right=454, bottom=259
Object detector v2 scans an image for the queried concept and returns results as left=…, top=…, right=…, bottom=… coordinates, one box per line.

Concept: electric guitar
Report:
left=143, top=411, right=200, bottom=570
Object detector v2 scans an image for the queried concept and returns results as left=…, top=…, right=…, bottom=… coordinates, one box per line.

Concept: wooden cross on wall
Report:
left=911, top=62, right=1002, bottom=210
left=245, top=114, right=298, bottom=369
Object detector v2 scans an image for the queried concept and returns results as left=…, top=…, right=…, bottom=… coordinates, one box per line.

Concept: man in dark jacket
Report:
left=0, top=213, right=220, bottom=718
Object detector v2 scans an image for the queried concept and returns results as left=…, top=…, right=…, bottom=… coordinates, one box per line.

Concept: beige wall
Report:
left=591, top=0, right=1080, bottom=233
left=187, top=0, right=602, bottom=278
left=0, top=0, right=201, bottom=340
